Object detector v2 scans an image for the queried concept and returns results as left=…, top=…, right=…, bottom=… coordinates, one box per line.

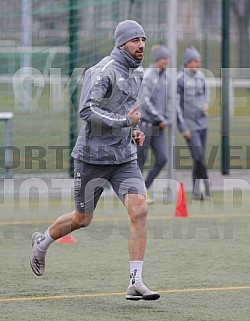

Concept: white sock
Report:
left=36, top=229, right=54, bottom=253
left=130, top=261, right=143, bottom=286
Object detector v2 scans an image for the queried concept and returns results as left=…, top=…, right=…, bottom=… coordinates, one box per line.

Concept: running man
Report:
left=30, top=20, right=160, bottom=301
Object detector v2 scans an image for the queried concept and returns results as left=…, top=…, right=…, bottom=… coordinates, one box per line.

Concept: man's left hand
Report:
left=159, top=121, right=167, bottom=129
left=133, top=130, right=145, bottom=146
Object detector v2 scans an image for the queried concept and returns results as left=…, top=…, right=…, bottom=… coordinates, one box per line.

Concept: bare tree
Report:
left=231, top=0, right=250, bottom=68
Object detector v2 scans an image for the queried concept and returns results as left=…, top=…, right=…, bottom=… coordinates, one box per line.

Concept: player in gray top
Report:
left=137, top=45, right=172, bottom=203
left=30, top=20, right=160, bottom=301
left=177, top=47, right=211, bottom=199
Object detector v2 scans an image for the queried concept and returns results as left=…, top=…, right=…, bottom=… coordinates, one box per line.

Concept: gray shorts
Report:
left=74, top=159, right=146, bottom=214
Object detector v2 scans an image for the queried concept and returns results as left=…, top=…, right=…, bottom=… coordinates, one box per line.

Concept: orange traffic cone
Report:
left=56, top=234, right=77, bottom=244
left=174, top=182, right=188, bottom=218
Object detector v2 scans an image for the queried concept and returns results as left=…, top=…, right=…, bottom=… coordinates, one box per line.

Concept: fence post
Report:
left=221, top=0, right=230, bottom=175
left=69, top=0, right=79, bottom=178
left=166, top=0, right=178, bottom=202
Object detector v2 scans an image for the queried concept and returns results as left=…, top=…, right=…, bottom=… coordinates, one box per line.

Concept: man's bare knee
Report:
left=136, top=202, right=148, bottom=221
left=128, top=197, right=148, bottom=223
left=72, top=210, right=93, bottom=228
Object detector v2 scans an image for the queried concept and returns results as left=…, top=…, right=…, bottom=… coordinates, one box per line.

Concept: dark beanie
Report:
left=183, top=46, right=201, bottom=65
left=151, top=45, right=169, bottom=63
left=114, top=20, right=146, bottom=47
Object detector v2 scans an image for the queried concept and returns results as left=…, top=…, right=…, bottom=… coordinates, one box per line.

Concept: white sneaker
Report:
left=30, top=232, right=46, bottom=276
left=126, top=282, right=160, bottom=301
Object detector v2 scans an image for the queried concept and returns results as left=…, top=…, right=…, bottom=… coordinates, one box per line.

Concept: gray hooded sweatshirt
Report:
left=139, top=67, right=172, bottom=125
left=176, top=68, right=210, bottom=133
left=71, top=47, right=143, bottom=165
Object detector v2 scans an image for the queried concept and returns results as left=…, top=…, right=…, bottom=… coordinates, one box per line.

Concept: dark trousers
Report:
left=186, top=129, right=210, bottom=195
left=137, top=122, right=168, bottom=189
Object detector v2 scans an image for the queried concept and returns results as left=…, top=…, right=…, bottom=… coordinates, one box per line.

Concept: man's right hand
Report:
left=182, top=130, right=191, bottom=140
left=127, top=105, right=141, bottom=127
